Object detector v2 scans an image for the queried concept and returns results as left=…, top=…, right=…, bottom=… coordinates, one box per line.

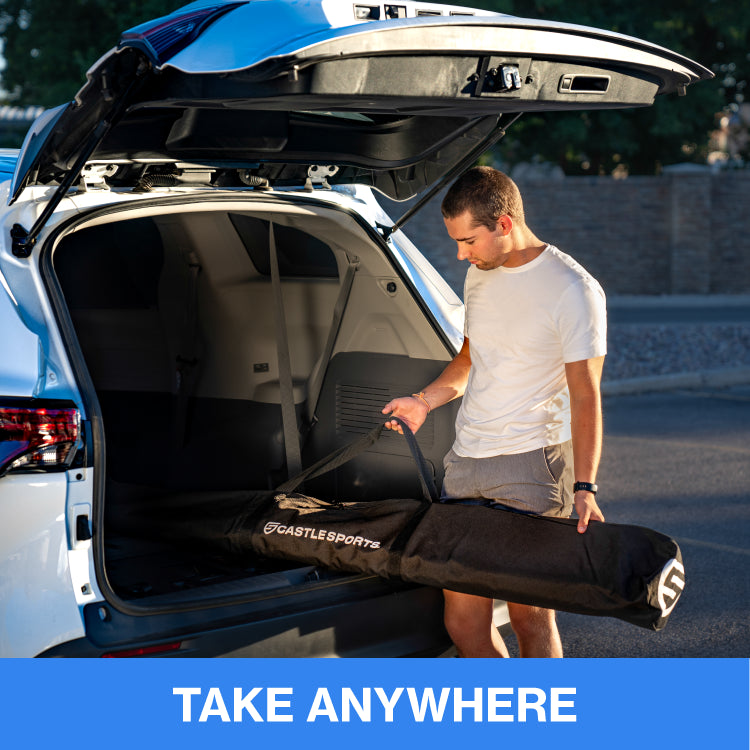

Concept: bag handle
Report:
left=394, top=418, right=440, bottom=503
left=276, top=417, right=439, bottom=503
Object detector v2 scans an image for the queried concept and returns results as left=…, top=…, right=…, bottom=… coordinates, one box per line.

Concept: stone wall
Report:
left=397, top=172, right=750, bottom=298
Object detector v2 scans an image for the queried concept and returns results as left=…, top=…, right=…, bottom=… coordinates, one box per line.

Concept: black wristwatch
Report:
left=573, top=481, right=598, bottom=495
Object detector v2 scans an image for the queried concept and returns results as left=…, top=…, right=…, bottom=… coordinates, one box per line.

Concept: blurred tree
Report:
left=481, top=0, right=749, bottom=173
left=0, top=0, right=185, bottom=107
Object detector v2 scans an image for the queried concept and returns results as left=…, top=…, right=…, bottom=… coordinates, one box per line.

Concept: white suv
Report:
left=0, top=0, right=709, bottom=657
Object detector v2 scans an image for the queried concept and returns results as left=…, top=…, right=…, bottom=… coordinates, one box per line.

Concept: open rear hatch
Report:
left=11, top=0, right=711, bottom=255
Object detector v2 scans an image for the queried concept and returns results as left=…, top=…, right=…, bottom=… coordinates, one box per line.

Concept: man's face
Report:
left=443, top=211, right=509, bottom=271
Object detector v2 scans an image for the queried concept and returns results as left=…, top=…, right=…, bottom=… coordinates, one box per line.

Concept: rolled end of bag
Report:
left=644, top=545, right=686, bottom=631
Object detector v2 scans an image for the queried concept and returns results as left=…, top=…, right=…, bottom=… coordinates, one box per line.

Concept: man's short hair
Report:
left=441, top=166, right=525, bottom=230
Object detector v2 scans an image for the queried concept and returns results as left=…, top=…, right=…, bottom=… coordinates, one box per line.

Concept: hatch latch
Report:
left=10, top=224, right=33, bottom=258
left=484, top=65, right=522, bottom=93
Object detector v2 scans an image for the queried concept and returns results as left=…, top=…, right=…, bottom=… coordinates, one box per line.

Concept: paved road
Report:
left=506, top=386, right=750, bottom=658
left=608, top=298, right=750, bottom=325
left=609, top=306, right=750, bottom=325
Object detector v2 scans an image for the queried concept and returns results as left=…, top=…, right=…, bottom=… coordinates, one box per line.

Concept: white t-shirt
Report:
left=453, top=244, right=607, bottom=457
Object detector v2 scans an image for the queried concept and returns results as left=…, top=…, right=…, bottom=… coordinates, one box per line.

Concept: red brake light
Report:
left=0, top=403, right=80, bottom=475
left=102, top=642, right=182, bottom=658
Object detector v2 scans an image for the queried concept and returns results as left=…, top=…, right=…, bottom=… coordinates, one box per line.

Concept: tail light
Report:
left=0, top=400, right=81, bottom=476
left=102, top=642, right=182, bottom=658
left=120, top=3, right=246, bottom=65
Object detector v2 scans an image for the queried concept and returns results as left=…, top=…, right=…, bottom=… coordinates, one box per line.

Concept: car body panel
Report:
left=0, top=189, right=96, bottom=404
left=0, top=276, right=41, bottom=397
left=0, top=472, right=86, bottom=656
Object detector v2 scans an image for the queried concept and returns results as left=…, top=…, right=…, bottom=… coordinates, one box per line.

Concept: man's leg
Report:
left=440, top=445, right=570, bottom=658
left=475, top=443, right=570, bottom=658
left=507, top=601, right=563, bottom=658
left=443, top=590, right=509, bottom=658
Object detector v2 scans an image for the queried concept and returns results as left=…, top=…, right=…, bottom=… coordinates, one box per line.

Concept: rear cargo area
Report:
left=51, top=202, right=459, bottom=604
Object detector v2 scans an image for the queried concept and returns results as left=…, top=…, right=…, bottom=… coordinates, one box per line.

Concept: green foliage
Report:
left=0, top=0, right=185, bottom=106
left=479, top=0, right=747, bottom=173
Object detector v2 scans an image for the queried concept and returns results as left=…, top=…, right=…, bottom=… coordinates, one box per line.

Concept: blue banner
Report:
left=1, top=658, right=747, bottom=749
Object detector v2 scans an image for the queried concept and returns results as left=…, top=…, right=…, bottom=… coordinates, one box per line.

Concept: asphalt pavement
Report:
left=511, top=385, right=750, bottom=658
left=608, top=294, right=750, bottom=325
left=603, top=295, right=750, bottom=395
left=501, top=296, right=750, bottom=657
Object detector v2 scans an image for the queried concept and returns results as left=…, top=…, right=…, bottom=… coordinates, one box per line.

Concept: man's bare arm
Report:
left=565, top=356, right=606, bottom=533
left=382, top=338, right=472, bottom=434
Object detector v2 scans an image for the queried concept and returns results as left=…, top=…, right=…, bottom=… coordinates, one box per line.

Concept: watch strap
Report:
left=573, top=481, right=598, bottom=495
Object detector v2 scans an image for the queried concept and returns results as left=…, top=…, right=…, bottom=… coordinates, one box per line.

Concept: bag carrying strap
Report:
left=276, top=417, right=439, bottom=503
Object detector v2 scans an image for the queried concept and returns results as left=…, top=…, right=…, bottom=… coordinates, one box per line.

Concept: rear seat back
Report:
left=302, top=351, right=459, bottom=501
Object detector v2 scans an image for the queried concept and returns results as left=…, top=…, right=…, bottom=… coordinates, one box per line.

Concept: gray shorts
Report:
left=441, top=441, right=574, bottom=518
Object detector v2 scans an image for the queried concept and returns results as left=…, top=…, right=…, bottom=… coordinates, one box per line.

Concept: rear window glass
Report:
left=230, top=214, right=338, bottom=279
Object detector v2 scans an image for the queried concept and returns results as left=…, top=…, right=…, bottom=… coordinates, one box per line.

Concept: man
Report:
left=382, top=166, right=606, bottom=658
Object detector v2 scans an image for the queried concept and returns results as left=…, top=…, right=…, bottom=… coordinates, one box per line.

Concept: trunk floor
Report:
left=104, top=535, right=302, bottom=600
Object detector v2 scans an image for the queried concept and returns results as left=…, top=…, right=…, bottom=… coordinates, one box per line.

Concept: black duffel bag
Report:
left=141, top=420, right=685, bottom=631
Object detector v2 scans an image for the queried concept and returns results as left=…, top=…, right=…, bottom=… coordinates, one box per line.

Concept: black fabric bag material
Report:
left=136, top=420, right=685, bottom=631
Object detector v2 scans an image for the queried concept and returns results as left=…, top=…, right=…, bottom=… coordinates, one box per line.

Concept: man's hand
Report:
left=574, top=491, right=605, bottom=534
left=381, top=339, right=470, bottom=435
left=382, top=396, right=429, bottom=434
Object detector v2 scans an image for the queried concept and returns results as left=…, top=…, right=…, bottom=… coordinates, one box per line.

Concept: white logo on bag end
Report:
left=263, top=521, right=381, bottom=549
left=657, top=558, right=685, bottom=617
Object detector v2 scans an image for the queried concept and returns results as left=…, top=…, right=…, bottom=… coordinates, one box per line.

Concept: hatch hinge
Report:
left=305, top=165, right=338, bottom=190
left=80, top=163, right=118, bottom=191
